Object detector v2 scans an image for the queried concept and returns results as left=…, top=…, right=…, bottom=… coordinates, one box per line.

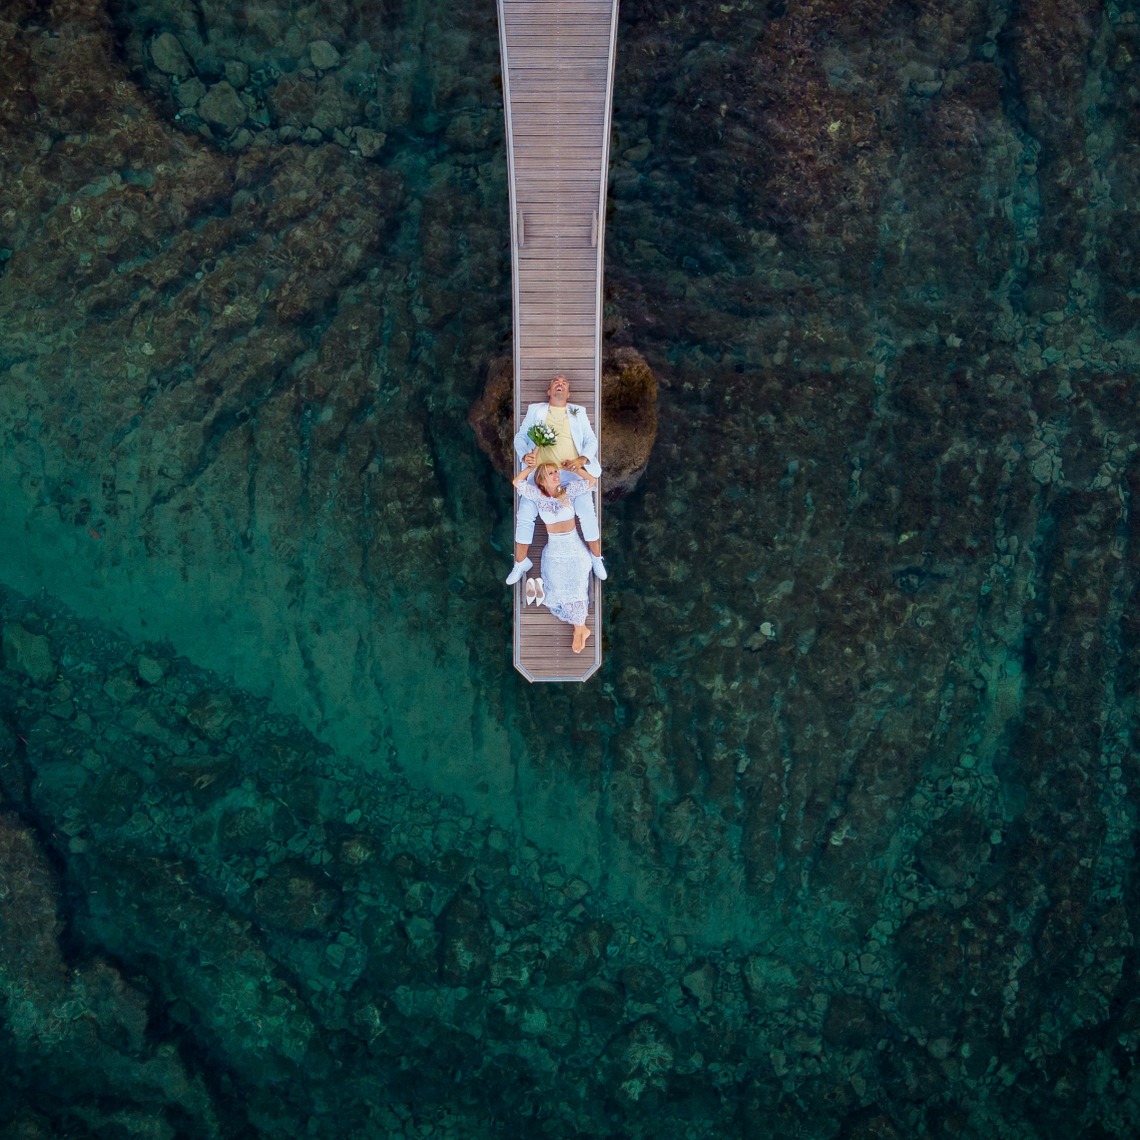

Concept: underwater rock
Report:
left=438, top=887, right=493, bottom=984
left=149, top=31, right=192, bottom=78
left=467, top=355, right=515, bottom=480
left=174, top=75, right=206, bottom=110
left=102, top=669, right=139, bottom=703
left=680, top=961, right=717, bottom=1009
left=0, top=814, right=216, bottom=1130
left=600, top=346, right=660, bottom=499
left=198, top=81, right=248, bottom=135
left=186, top=691, right=237, bottom=740
left=822, top=993, right=884, bottom=1050
left=915, top=805, right=989, bottom=889
left=352, top=125, right=386, bottom=158
left=135, top=654, right=166, bottom=686
left=308, top=40, right=341, bottom=72
left=546, top=918, right=614, bottom=982
left=1, top=623, right=53, bottom=683
left=253, top=860, right=342, bottom=933
left=468, top=347, right=659, bottom=500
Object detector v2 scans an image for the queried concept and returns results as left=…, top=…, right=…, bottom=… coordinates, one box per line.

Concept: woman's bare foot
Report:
left=572, top=625, right=592, bottom=654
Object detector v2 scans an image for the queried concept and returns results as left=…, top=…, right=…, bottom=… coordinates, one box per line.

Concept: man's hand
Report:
left=561, top=456, right=587, bottom=473
left=524, top=450, right=538, bottom=468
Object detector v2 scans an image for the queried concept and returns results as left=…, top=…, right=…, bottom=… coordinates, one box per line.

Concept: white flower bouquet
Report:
left=527, top=422, right=557, bottom=448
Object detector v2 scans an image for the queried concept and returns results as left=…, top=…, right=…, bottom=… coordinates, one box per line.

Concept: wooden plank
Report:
left=510, top=124, right=604, bottom=134
left=504, top=7, right=611, bottom=16
left=509, top=70, right=607, bottom=78
left=517, top=290, right=597, bottom=300
left=511, top=142, right=604, bottom=152
left=517, top=259, right=599, bottom=269
left=520, top=315, right=597, bottom=327
left=515, top=240, right=599, bottom=248
left=517, top=286, right=598, bottom=296
left=519, top=346, right=596, bottom=355
left=516, top=234, right=598, bottom=246
left=507, top=56, right=606, bottom=67
left=506, top=15, right=611, bottom=22
left=521, top=324, right=597, bottom=334
left=520, top=351, right=597, bottom=361
left=507, top=45, right=610, bottom=52
left=517, top=249, right=597, bottom=260
left=516, top=293, right=598, bottom=304
left=506, top=30, right=610, bottom=36
left=516, top=266, right=598, bottom=276
left=513, top=163, right=601, bottom=171
left=508, top=81, right=608, bottom=89
left=517, top=276, right=598, bottom=287
left=519, top=315, right=598, bottom=324
left=509, top=93, right=606, bottom=101
left=520, top=314, right=597, bottom=325
left=511, top=143, right=604, bottom=153
left=506, top=34, right=611, bottom=43
left=516, top=287, right=598, bottom=298
left=516, top=249, right=598, bottom=258
left=507, top=51, right=609, bottom=57
left=509, top=109, right=604, bottom=117
left=521, top=335, right=597, bottom=344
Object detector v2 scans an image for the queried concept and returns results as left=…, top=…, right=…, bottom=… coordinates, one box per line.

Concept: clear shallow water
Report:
left=2, top=0, right=1140, bottom=1136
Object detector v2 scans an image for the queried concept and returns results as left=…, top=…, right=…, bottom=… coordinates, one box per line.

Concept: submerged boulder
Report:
left=468, top=346, right=659, bottom=500
left=599, top=346, right=659, bottom=499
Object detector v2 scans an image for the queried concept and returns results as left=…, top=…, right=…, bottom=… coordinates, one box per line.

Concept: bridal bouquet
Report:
left=527, top=422, right=557, bottom=448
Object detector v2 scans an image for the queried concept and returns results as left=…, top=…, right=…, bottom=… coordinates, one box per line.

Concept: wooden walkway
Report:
left=497, top=0, right=619, bottom=683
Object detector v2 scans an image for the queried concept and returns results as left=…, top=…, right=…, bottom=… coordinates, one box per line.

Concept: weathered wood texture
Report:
left=498, top=0, right=618, bottom=682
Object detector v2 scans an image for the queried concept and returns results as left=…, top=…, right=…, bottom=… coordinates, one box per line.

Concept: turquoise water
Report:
left=2, top=0, right=1140, bottom=1136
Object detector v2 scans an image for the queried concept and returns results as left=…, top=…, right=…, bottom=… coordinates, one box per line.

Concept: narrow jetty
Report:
left=497, top=0, right=619, bottom=683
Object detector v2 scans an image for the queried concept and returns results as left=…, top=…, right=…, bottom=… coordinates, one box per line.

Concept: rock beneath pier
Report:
left=467, top=356, right=516, bottom=482
left=599, top=346, right=659, bottom=499
left=469, top=347, right=659, bottom=500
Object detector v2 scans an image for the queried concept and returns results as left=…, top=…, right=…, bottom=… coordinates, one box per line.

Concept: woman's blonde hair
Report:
left=535, top=462, right=565, bottom=498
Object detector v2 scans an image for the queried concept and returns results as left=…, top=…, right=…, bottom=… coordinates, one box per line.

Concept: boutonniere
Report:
left=569, top=406, right=580, bottom=417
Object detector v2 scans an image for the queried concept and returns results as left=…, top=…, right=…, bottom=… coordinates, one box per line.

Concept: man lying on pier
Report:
left=504, top=374, right=607, bottom=585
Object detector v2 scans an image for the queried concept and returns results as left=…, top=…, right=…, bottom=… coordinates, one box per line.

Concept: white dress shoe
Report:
left=534, top=578, right=545, bottom=605
left=505, top=556, right=532, bottom=585
left=525, top=578, right=537, bottom=605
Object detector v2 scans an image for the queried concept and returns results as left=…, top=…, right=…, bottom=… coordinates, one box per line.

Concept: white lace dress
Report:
left=517, top=477, right=594, bottom=627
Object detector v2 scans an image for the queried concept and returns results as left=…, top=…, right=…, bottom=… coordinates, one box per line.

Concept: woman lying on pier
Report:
left=510, top=457, right=598, bottom=654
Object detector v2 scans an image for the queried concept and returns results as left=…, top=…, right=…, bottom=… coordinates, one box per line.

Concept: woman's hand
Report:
left=512, top=451, right=538, bottom=488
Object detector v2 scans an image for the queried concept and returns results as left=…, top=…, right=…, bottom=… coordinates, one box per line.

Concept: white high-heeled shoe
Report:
left=534, top=578, right=545, bottom=605
left=525, top=578, right=537, bottom=606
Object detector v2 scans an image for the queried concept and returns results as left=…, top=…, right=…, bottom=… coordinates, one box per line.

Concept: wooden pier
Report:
left=497, top=0, right=619, bottom=682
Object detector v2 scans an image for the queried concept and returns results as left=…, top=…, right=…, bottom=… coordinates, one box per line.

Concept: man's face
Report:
left=547, top=375, right=570, bottom=403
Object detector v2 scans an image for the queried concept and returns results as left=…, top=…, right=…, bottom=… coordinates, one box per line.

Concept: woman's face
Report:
left=537, top=465, right=560, bottom=494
